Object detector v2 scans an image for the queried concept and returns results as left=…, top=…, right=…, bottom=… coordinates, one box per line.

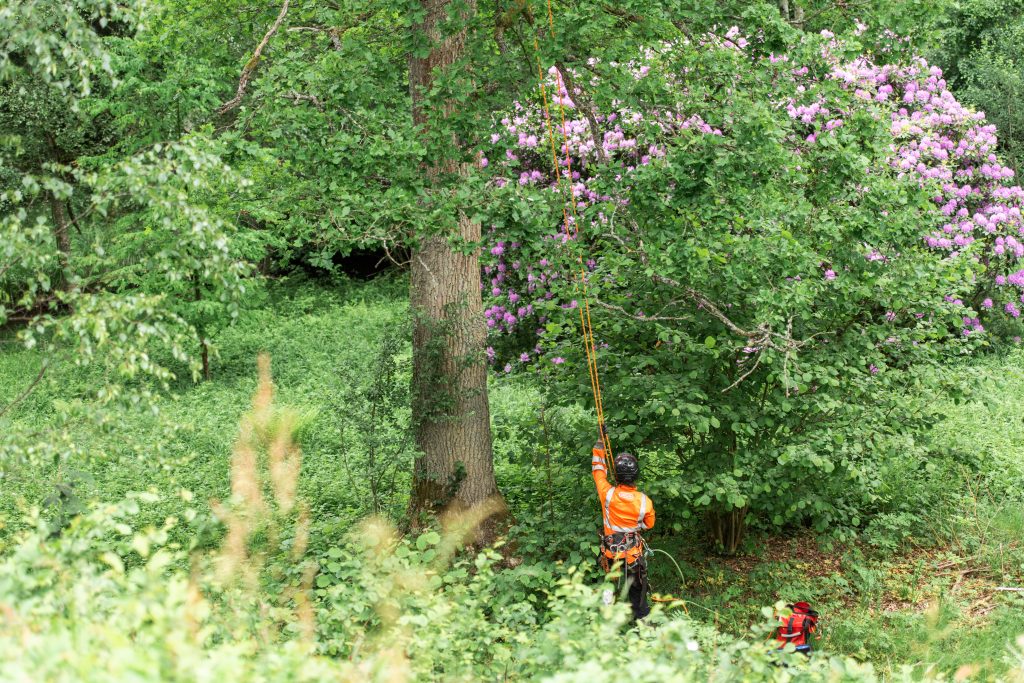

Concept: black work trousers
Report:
left=601, top=553, right=650, bottom=620
left=626, top=558, right=650, bottom=621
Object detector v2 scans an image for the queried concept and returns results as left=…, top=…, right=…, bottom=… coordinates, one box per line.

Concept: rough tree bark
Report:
left=405, top=0, right=509, bottom=545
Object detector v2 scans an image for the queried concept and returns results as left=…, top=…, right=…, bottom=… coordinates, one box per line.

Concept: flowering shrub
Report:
left=483, top=30, right=1024, bottom=363
left=477, top=28, right=1024, bottom=545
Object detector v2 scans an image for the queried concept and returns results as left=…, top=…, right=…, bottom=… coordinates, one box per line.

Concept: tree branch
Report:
left=288, top=15, right=370, bottom=49
left=289, top=25, right=344, bottom=50
left=593, top=299, right=688, bottom=322
left=553, top=62, right=608, bottom=163
left=599, top=3, right=694, bottom=41
left=216, top=0, right=290, bottom=115
left=597, top=260, right=825, bottom=394
left=496, top=0, right=533, bottom=28
left=281, top=91, right=324, bottom=111
left=600, top=3, right=642, bottom=23
left=0, top=359, right=48, bottom=420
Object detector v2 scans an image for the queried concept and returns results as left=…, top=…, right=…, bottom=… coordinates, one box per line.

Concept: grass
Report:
left=3, top=275, right=1024, bottom=678
left=641, top=527, right=1024, bottom=678
left=0, top=274, right=410, bottom=545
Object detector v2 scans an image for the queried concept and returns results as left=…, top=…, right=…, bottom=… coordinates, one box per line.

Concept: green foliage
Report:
left=1, top=0, right=256, bottom=394
left=934, top=0, right=1024, bottom=170
left=78, top=133, right=257, bottom=378
left=5, top=0, right=1024, bottom=678
left=335, top=328, right=415, bottom=519
left=0, top=354, right=898, bottom=681
left=1, top=278, right=1024, bottom=679
left=494, top=34, right=977, bottom=543
left=0, top=278, right=407, bottom=540
left=0, top=486, right=878, bottom=682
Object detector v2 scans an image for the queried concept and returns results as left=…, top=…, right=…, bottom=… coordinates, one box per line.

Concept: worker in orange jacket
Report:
left=592, top=435, right=655, bottom=620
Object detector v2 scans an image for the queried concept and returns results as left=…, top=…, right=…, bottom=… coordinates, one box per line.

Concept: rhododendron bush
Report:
left=477, top=29, right=1023, bottom=547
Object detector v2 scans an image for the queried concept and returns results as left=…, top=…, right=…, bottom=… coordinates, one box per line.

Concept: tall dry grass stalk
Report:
left=199, top=355, right=515, bottom=677
left=208, top=353, right=314, bottom=638
left=343, top=498, right=507, bottom=681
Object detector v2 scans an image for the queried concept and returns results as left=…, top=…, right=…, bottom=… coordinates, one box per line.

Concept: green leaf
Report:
left=417, top=531, right=441, bottom=550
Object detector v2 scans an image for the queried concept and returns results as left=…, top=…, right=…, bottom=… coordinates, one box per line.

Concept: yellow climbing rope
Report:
left=529, top=0, right=612, bottom=472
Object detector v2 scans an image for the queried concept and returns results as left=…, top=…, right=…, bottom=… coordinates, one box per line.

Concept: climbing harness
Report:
left=596, top=531, right=730, bottom=622
left=598, top=530, right=644, bottom=574
left=602, top=531, right=643, bottom=557
left=529, top=0, right=612, bottom=472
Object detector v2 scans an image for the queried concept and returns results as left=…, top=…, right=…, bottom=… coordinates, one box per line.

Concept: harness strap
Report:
left=780, top=615, right=799, bottom=638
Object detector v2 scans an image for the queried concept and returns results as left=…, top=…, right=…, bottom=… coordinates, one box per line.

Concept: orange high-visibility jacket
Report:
left=592, top=445, right=655, bottom=565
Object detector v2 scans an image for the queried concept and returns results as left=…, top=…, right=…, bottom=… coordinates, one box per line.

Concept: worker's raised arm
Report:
left=592, top=441, right=612, bottom=499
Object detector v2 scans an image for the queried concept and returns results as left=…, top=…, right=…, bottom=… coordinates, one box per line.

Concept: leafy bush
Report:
left=476, top=25, right=1024, bottom=549
left=0, top=347, right=923, bottom=682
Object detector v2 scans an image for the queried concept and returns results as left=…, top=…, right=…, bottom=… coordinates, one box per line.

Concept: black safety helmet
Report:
left=614, top=452, right=639, bottom=485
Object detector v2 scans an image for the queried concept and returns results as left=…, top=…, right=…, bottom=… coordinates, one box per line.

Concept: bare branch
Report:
left=328, top=27, right=343, bottom=50
left=379, top=243, right=411, bottom=269
left=723, top=351, right=763, bottom=393
left=288, top=17, right=370, bottom=50
left=281, top=91, right=324, bottom=111
left=216, top=0, right=291, bottom=115
left=597, top=252, right=825, bottom=392
left=288, top=26, right=343, bottom=50
left=553, top=63, right=608, bottom=163
left=593, top=299, right=688, bottom=322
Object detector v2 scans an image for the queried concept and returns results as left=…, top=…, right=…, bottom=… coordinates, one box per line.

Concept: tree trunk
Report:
left=201, top=340, right=211, bottom=381
left=48, top=191, right=71, bottom=292
left=195, top=280, right=211, bottom=381
left=405, top=0, right=509, bottom=545
left=707, top=506, right=748, bottom=555
left=778, top=0, right=804, bottom=26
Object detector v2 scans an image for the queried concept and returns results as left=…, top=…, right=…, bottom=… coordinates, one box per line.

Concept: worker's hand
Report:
left=599, top=423, right=608, bottom=442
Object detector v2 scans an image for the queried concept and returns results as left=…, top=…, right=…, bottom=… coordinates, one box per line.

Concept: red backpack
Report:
left=775, top=602, right=819, bottom=653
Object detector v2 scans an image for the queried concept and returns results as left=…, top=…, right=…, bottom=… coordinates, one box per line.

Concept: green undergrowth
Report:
left=3, top=278, right=1024, bottom=680
left=0, top=275, right=409, bottom=546
left=632, top=350, right=1024, bottom=678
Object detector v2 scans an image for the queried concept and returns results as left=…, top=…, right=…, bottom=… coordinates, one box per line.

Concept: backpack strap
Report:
left=779, top=615, right=800, bottom=639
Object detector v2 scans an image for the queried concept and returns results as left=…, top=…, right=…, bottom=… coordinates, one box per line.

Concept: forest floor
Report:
left=647, top=529, right=1024, bottom=679
left=2, top=275, right=1024, bottom=678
